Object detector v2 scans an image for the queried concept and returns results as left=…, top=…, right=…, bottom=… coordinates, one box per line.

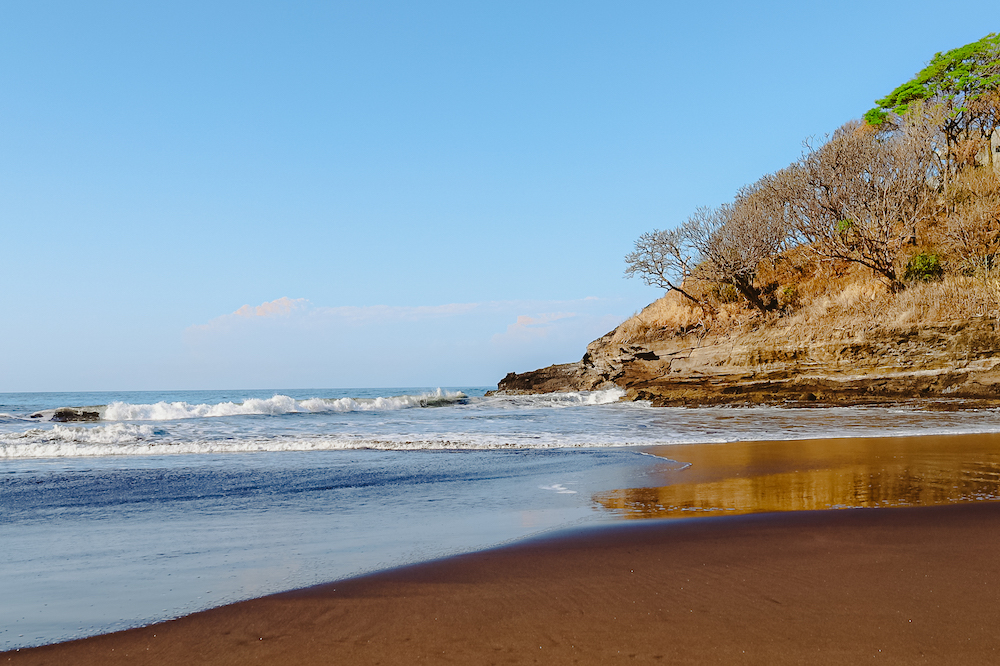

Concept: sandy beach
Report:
left=7, top=433, right=1000, bottom=665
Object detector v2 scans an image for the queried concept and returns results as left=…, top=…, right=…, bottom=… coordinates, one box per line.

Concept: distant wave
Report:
left=27, top=388, right=626, bottom=423
left=87, top=390, right=468, bottom=421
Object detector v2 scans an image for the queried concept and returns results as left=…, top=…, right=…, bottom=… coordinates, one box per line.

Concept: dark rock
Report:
left=50, top=409, right=101, bottom=422
left=487, top=363, right=585, bottom=395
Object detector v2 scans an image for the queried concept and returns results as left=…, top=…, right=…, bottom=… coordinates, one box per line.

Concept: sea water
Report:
left=4, top=387, right=1000, bottom=650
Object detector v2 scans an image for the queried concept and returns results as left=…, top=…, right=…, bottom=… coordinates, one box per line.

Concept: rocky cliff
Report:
left=491, top=317, right=1000, bottom=408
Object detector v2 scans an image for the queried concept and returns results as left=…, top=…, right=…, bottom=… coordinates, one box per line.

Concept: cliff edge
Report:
left=491, top=285, right=1000, bottom=408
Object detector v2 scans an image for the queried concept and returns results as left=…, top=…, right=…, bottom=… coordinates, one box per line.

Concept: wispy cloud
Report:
left=190, top=297, right=614, bottom=333
left=233, top=297, right=307, bottom=318
left=181, top=295, right=634, bottom=386
left=493, top=312, right=577, bottom=342
left=188, top=297, right=310, bottom=332
left=312, top=302, right=479, bottom=324
left=187, top=296, right=627, bottom=360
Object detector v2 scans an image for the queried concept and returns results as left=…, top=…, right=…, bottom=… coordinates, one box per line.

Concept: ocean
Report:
left=5, top=387, right=1000, bottom=651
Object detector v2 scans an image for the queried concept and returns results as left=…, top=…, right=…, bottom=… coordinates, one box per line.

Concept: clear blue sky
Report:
left=2, top=1, right=996, bottom=391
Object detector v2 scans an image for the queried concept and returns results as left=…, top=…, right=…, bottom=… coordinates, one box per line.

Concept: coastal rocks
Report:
left=30, top=408, right=102, bottom=422
left=493, top=318, right=1000, bottom=408
left=490, top=364, right=587, bottom=395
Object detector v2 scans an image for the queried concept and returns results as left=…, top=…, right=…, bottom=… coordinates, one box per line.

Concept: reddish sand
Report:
left=6, top=502, right=1000, bottom=665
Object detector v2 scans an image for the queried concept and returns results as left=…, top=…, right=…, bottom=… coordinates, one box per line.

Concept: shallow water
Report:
left=5, top=388, right=1000, bottom=456
left=0, top=446, right=668, bottom=650
left=598, top=433, right=1000, bottom=518
left=5, top=388, right=1000, bottom=651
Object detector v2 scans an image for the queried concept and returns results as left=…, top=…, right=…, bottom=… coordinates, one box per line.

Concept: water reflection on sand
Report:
left=595, top=433, right=1000, bottom=518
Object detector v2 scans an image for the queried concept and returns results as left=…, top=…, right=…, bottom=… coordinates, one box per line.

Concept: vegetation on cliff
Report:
left=622, top=33, right=1000, bottom=346
left=496, top=35, right=1000, bottom=405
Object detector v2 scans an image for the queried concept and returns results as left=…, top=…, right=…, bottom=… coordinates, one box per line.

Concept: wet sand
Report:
left=602, top=432, right=1000, bottom=518
left=8, top=433, right=1000, bottom=665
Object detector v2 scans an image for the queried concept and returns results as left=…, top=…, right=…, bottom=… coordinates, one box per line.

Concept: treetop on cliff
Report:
left=864, top=33, right=1000, bottom=126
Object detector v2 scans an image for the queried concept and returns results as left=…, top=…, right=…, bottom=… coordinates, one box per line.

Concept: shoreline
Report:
left=7, top=501, right=1000, bottom=664
left=8, top=431, right=1000, bottom=664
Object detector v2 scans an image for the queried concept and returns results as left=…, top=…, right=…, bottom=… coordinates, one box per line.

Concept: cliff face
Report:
left=492, top=318, right=1000, bottom=407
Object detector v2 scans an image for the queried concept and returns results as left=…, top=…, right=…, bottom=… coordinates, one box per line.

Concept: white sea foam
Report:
left=102, top=390, right=468, bottom=421
left=8, top=392, right=1000, bottom=460
left=0, top=431, right=653, bottom=459
left=34, top=389, right=624, bottom=424
left=5, top=423, right=1000, bottom=459
left=0, top=424, right=159, bottom=458
left=487, top=387, right=627, bottom=407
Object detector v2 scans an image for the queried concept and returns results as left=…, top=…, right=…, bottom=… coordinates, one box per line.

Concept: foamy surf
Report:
left=8, top=388, right=1000, bottom=460
left=27, top=388, right=625, bottom=423
left=0, top=432, right=646, bottom=458
left=89, top=390, right=469, bottom=421
left=486, top=387, right=627, bottom=407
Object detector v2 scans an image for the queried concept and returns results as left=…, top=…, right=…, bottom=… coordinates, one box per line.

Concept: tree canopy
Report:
left=864, top=33, right=1000, bottom=127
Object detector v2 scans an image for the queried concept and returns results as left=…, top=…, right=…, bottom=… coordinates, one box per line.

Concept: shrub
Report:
left=903, top=252, right=944, bottom=282
left=712, top=283, right=742, bottom=304
left=778, top=285, right=800, bottom=310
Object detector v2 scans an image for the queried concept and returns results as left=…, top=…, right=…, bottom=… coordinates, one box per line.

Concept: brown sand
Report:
left=7, top=501, right=1000, bottom=665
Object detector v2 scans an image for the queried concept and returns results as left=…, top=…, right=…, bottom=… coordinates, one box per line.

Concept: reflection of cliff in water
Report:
left=595, top=433, right=1000, bottom=519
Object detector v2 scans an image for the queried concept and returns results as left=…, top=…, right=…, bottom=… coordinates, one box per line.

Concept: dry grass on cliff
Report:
left=610, top=297, right=702, bottom=344
left=614, top=268, right=1000, bottom=347
left=610, top=292, right=756, bottom=345
left=613, top=167, right=1000, bottom=347
left=781, top=273, right=1000, bottom=338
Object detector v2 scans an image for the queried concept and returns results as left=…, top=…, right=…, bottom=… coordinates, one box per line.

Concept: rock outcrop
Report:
left=44, top=408, right=101, bottom=422
left=492, top=318, right=1000, bottom=408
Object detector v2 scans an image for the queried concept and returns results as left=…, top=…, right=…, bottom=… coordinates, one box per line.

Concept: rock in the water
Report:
left=50, top=408, right=101, bottom=422
left=487, top=364, right=587, bottom=395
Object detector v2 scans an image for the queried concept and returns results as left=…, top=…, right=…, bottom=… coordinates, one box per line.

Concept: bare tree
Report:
left=624, top=225, right=706, bottom=308
left=788, top=120, right=937, bottom=290
left=697, top=174, right=794, bottom=311
left=944, top=166, right=1000, bottom=273
left=625, top=173, right=791, bottom=313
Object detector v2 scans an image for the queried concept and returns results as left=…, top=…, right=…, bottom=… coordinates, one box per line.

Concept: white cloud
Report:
left=311, top=302, right=480, bottom=324
left=233, top=297, right=308, bottom=318
left=188, top=297, right=309, bottom=333
left=190, top=297, right=612, bottom=333
left=492, top=312, right=578, bottom=343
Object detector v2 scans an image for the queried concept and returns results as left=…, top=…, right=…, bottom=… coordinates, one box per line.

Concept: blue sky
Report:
left=2, top=1, right=997, bottom=391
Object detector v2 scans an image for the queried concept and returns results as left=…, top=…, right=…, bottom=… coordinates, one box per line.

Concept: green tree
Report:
left=864, top=34, right=1000, bottom=180
left=865, top=33, right=1000, bottom=123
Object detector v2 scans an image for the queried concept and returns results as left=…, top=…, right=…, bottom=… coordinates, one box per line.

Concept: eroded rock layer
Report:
left=492, top=319, right=1000, bottom=408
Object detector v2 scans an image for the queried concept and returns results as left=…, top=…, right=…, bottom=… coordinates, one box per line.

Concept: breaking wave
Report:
left=0, top=432, right=643, bottom=459
left=101, top=390, right=469, bottom=421
left=30, top=388, right=626, bottom=423
left=0, top=387, right=637, bottom=458
left=0, top=424, right=159, bottom=458
left=487, top=387, right=627, bottom=408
